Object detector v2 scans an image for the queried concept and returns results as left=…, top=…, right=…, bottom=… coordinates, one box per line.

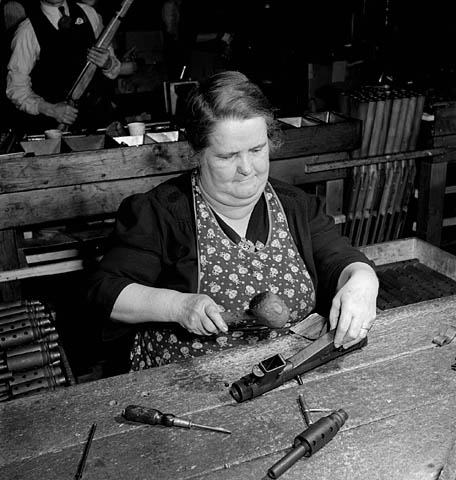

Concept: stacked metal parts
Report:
left=0, top=300, right=72, bottom=402
left=343, top=159, right=416, bottom=246
left=339, top=86, right=426, bottom=157
left=376, top=259, right=456, bottom=310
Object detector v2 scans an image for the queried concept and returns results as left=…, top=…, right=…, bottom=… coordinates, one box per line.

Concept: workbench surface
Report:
left=1, top=296, right=456, bottom=480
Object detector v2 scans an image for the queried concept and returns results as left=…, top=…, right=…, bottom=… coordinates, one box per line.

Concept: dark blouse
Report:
left=87, top=171, right=374, bottom=339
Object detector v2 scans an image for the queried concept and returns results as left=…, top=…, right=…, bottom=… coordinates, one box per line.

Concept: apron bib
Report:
left=130, top=172, right=315, bottom=370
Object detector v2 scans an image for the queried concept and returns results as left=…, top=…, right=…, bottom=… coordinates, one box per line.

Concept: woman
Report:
left=87, top=70, right=378, bottom=371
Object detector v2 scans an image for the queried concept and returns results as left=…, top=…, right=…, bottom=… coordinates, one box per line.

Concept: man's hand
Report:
left=51, top=101, right=78, bottom=125
left=87, top=46, right=112, bottom=70
left=37, top=99, right=78, bottom=125
left=329, top=263, right=379, bottom=349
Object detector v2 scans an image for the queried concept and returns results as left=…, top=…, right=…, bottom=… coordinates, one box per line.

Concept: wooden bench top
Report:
left=1, top=295, right=456, bottom=479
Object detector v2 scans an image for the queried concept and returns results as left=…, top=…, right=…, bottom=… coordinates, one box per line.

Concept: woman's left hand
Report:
left=329, top=262, right=379, bottom=349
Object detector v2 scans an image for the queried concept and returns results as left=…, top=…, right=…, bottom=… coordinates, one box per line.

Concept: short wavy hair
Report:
left=183, top=70, right=282, bottom=154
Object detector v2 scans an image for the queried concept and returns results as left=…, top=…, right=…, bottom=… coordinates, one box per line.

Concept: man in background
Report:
left=5, top=0, right=122, bottom=135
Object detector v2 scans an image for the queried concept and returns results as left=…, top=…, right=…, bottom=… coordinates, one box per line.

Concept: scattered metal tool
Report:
left=297, top=393, right=313, bottom=426
left=74, top=422, right=97, bottom=480
left=432, top=325, right=456, bottom=346
left=266, top=409, right=348, bottom=479
left=122, top=405, right=231, bottom=434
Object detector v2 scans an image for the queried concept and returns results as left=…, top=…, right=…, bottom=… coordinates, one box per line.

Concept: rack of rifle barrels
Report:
left=338, top=86, right=426, bottom=247
left=0, top=300, right=73, bottom=402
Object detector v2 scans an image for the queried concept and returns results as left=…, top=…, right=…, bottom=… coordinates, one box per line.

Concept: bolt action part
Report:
left=122, top=405, right=231, bottom=435
left=222, top=291, right=290, bottom=329
left=267, top=409, right=348, bottom=479
left=297, top=393, right=313, bottom=426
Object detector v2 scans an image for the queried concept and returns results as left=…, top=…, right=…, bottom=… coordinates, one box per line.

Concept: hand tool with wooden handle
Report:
left=123, top=405, right=231, bottom=434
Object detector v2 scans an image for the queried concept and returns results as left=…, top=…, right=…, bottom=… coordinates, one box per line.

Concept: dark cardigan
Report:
left=87, top=171, right=374, bottom=340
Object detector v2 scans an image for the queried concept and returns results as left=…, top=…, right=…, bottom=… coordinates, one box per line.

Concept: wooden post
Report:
left=0, top=229, right=22, bottom=302
left=324, top=179, right=345, bottom=234
left=416, top=158, right=447, bottom=246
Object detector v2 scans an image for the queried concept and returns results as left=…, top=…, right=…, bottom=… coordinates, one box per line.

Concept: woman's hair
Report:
left=183, top=70, right=282, bottom=154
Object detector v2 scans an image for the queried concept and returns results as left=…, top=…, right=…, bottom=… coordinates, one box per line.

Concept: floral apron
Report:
left=130, top=172, right=316, bottom=370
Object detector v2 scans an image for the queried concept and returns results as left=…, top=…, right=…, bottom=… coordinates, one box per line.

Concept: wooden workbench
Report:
left=1, top=294, right=456, bottom=479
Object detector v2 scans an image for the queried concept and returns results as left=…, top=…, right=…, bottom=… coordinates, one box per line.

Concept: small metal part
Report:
left=189, top=422, right=231, bottom=435
left=267, top=409, right=348, bottom=479
left=433, top=325, right=456, bottom=346
left=74, top=423, right=97, bottom=480
left=297, top=393, right=313, bottom=426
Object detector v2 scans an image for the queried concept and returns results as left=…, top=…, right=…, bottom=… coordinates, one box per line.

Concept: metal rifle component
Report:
left=10, top=365, right=63, bottom=386
left=359, top=164, right=378, bottom=246
left=0, top=366, right=13, bottom=382
left=6, top=348, right=61, bottom=372
left=0, top=299, right=42, bottom=312
left=74, top=423, right=97, bottom=480
left=349, top=164, right=368, bottom=244
left=6, top=341, right=59, bottom=357
left=0, top=309, right=46, bottom=326
left=0, top=317, right=51, bottom=334
left=230, top=329, right=367, bottom=403
left=59, top=0, right=136, bottom=131
left=344, top=164, right=361, bottom=238
left=266, top=409, right=348, bottom=479
left=0, top=324, right=56, bottom=350
left=123, top=405, right=231, bottom=434
left=297, top=393, right=313, bottom=426
left=10, top=373, right=66, bottom=397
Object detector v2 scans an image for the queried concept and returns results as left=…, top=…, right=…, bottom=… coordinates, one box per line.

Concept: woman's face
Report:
left=199, top=117, right=270, bottom=207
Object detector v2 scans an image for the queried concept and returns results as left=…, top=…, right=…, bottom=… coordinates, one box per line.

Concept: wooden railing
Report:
left=0, top=127, right=450, bottom=299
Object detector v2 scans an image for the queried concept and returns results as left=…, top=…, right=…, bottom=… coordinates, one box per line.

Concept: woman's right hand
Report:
left=176, top=293, right=229, bottom=335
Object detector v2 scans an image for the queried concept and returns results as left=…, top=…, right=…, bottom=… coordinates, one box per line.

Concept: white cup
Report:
left=44, top=129, right=63, bottom=139
left=127, top=122, right=146, bottom=136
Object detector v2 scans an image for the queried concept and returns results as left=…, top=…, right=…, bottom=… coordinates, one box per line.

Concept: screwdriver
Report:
left=122, top=405, right=231, bottom=434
